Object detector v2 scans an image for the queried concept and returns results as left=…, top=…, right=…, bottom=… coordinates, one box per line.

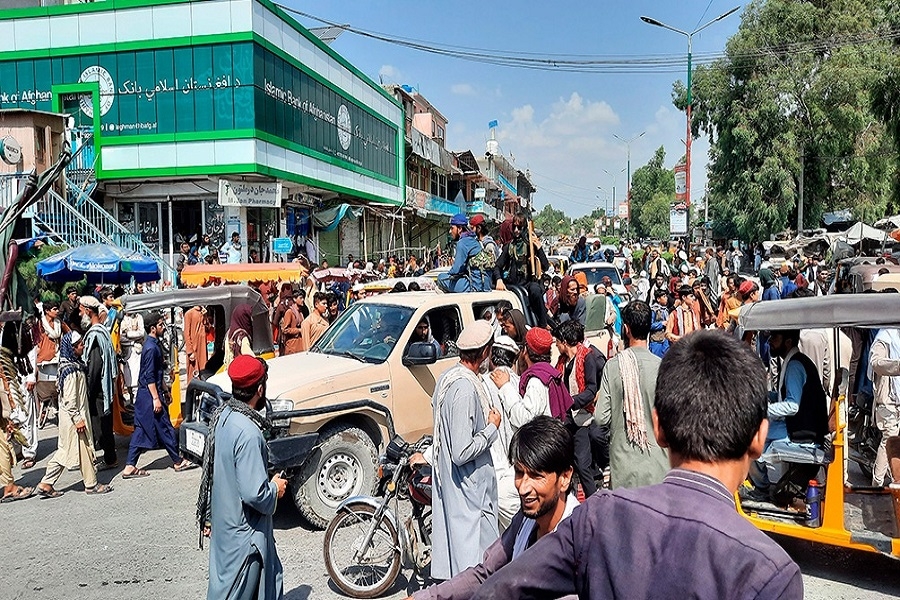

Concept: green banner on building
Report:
left=0, top=41, right=399, bottom=181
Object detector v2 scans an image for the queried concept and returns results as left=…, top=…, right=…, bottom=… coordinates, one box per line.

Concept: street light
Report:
left=641, top=6, right=739, bottom=220
left=601, top=168, right=625, bottom=217
left=613, top=131, right=645, bottom=231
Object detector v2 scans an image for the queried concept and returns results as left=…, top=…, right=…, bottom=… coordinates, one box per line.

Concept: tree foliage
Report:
left=16, top=243, right=78, bottom=302
left=677, top=0, right=900, bottom=241
left=630, top=146, right=676, bottom=239
left=533, top=204, right=572, bottom=236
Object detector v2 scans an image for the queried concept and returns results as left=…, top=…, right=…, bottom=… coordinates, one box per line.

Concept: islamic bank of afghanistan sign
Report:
left=337, top=104, right=352, bottom=151
left=78, top=66, right=115, bottom=118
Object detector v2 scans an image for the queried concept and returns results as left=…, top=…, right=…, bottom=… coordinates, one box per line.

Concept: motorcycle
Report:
left=323, top=434, right=433, bottom=598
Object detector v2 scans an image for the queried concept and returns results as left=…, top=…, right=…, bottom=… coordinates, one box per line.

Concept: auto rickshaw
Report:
left=736, top=294, right=900, bottom=558
left=179, top=262, right=309, bottom=288
left=847, top=263, right=900, bottom=294
left=121, top=286, right=274, bottom=429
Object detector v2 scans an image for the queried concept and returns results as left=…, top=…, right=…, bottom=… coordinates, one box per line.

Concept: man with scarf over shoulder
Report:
left=410, top=320, right=502, bottom=580
left=556, top=320, right=607, bottom=498
left=596, top=300, right=668, bottom=490
left=36, top=332, right=112, bottom=497
left=490, top=327, right=572, bottom=432
left=199, top=355, right=287, bottom=599
left=80, top=295, right=118, bottom=470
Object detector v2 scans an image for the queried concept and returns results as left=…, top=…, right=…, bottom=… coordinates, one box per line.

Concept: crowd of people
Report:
left=1, top=285, right=199, bottom=504
left=7, top=209, right=900, bottom=599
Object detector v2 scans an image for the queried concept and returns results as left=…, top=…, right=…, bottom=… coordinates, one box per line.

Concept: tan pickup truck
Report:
left=205, top=290, right=522, bottom=528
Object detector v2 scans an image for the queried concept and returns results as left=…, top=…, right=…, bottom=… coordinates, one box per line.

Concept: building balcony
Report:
left=406, top=186, right=458, bottom=218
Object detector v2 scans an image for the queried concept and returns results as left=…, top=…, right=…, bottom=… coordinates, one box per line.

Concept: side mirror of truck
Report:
left=403, top=341, right=438, bottom=366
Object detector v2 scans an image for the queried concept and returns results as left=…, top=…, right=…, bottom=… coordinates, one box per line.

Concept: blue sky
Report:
left=281, top=1, right=745, bottom=218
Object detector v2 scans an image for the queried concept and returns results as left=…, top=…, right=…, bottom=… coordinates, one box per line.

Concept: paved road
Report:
left=1, top=427, right=897, bottom=599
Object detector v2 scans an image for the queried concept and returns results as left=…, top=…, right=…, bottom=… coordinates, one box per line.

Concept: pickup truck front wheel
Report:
left=292, top=425, right=378, bottom=529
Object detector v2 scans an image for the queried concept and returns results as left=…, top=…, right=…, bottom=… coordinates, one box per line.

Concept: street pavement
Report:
left=1, top=425, right=898, bottom=600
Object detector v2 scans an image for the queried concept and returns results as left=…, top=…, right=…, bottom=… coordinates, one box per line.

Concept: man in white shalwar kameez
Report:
left=413, top=320, right=502, bottom=580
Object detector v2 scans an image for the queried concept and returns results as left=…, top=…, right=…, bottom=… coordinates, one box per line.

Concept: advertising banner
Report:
left=674, top=164, right=687, bottom=203
left=670, top=202, right=688, bottom=236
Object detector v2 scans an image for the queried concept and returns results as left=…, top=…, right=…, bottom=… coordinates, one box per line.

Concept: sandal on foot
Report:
left=173, top=461, right=198, bottom=472
left=85, top=484, right=113, bottom=495
left=121, top=469, right=150, bottom=479
left=37, top=487, right=64, bottom=499
left=97, top=461, right=119, bottom=472
left=21, top=459, right=35, bottom=470
left=1, top=486, right=35, bottom=503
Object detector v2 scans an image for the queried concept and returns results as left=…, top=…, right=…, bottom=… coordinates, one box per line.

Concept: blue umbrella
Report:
left=37, top=243, right=160, bottom=284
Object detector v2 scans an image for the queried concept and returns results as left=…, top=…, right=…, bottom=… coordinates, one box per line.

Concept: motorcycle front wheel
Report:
left=323, top=502, right=402, bottom=598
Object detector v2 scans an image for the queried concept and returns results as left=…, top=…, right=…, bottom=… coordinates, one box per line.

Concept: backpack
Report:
left=469, top=244, right=496, bottom=272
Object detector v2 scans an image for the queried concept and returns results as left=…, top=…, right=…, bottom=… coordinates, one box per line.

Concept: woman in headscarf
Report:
left=36, top=332, right=111, bottom=497
left=224, top=303, right=254, bottom=367
left=556, top=275, right=586, bottom=326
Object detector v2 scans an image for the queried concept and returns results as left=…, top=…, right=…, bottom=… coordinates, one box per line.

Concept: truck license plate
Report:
left=185, top=429, right=206, bottom=456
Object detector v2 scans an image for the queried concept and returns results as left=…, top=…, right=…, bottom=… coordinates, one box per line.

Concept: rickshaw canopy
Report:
left=123, top=285, right=274, bottom=355
left=180, top=262, right=308, bottom=287
left=738, top=294, right=900, bottom=331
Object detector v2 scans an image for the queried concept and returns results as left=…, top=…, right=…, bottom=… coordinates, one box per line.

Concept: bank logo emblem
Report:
left=337, top=104, right=352, bottom=151
left=78, top=66, right=115, bottom=118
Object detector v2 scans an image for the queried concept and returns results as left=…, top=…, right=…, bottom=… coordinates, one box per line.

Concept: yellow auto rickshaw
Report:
left=736, top=293, right=900, bottom=558
left=121, top=286, right=274, bottom=430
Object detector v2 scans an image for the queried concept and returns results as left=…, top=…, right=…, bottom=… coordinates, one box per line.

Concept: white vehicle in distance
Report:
left=568, top=261, right=629, bottom=301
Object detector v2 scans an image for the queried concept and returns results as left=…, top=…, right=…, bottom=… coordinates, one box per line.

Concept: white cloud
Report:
left=450, top=83, right=476, bottom=96
left=378, top=64, right=403, bottom=84
left=448, top=93, right=713, bottom=218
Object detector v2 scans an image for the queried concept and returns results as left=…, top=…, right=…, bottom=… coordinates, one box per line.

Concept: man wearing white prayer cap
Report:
left=411, top=320, right=501, bottom=579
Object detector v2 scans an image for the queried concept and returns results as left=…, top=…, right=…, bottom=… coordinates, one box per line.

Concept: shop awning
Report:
left=314, top=203, right=363, bottom=232
left=180, top=262, right=309, bottom=286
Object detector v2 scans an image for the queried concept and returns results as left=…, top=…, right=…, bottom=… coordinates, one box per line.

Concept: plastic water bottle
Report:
left=806, top=480, right=822, bottom=527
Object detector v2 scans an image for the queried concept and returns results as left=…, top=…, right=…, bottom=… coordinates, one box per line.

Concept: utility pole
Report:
left=798, top=153, right=804, bottom=235
left=641, top=6, right=740, bottom=237
left=614, top=132, right=646, bottom=240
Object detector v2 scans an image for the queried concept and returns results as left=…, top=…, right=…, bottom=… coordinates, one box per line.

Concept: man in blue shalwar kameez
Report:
left=121, top=312, right=194, bottom=478
left=199, top=354, right=287, bottom=600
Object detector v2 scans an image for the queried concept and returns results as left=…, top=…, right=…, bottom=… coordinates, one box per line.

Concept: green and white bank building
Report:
left=0, top=0, right=404, bottom=265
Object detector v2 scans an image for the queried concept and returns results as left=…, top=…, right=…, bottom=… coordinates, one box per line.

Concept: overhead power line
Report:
left=276, top=4, right=900, bottom=74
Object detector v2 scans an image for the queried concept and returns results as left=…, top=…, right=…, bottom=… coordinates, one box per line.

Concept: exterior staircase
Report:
left=1, top=135, right=176, bottom=283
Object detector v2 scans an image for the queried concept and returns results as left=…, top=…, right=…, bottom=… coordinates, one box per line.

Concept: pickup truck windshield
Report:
left=313, top=303, right=416, bottom=363
left=572, top=266, right=622, bottom=286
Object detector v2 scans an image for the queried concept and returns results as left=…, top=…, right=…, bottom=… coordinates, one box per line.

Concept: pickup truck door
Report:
left=389, top=306, right=464, bottom=440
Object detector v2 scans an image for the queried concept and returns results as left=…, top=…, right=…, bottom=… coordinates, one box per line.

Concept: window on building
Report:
left=33, top=127, right=45, bottom=163
left=431, top=171, right=447, bottom=198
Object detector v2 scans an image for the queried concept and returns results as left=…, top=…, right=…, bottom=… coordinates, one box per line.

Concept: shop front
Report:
left=0, top=0, right=405, bottom=264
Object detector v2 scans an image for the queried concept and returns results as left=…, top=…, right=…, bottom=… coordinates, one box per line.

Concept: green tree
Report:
left=572, top=215, right=597, bottom=236
left=638, top=192, right=673, bottom=240
left=533, top=204, right=572, bottom=236
left=677, top=0, right=898, bottom=241
left=630, top=146, right=675, bottom=238
left=870, top=0, right=900, bottom=203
